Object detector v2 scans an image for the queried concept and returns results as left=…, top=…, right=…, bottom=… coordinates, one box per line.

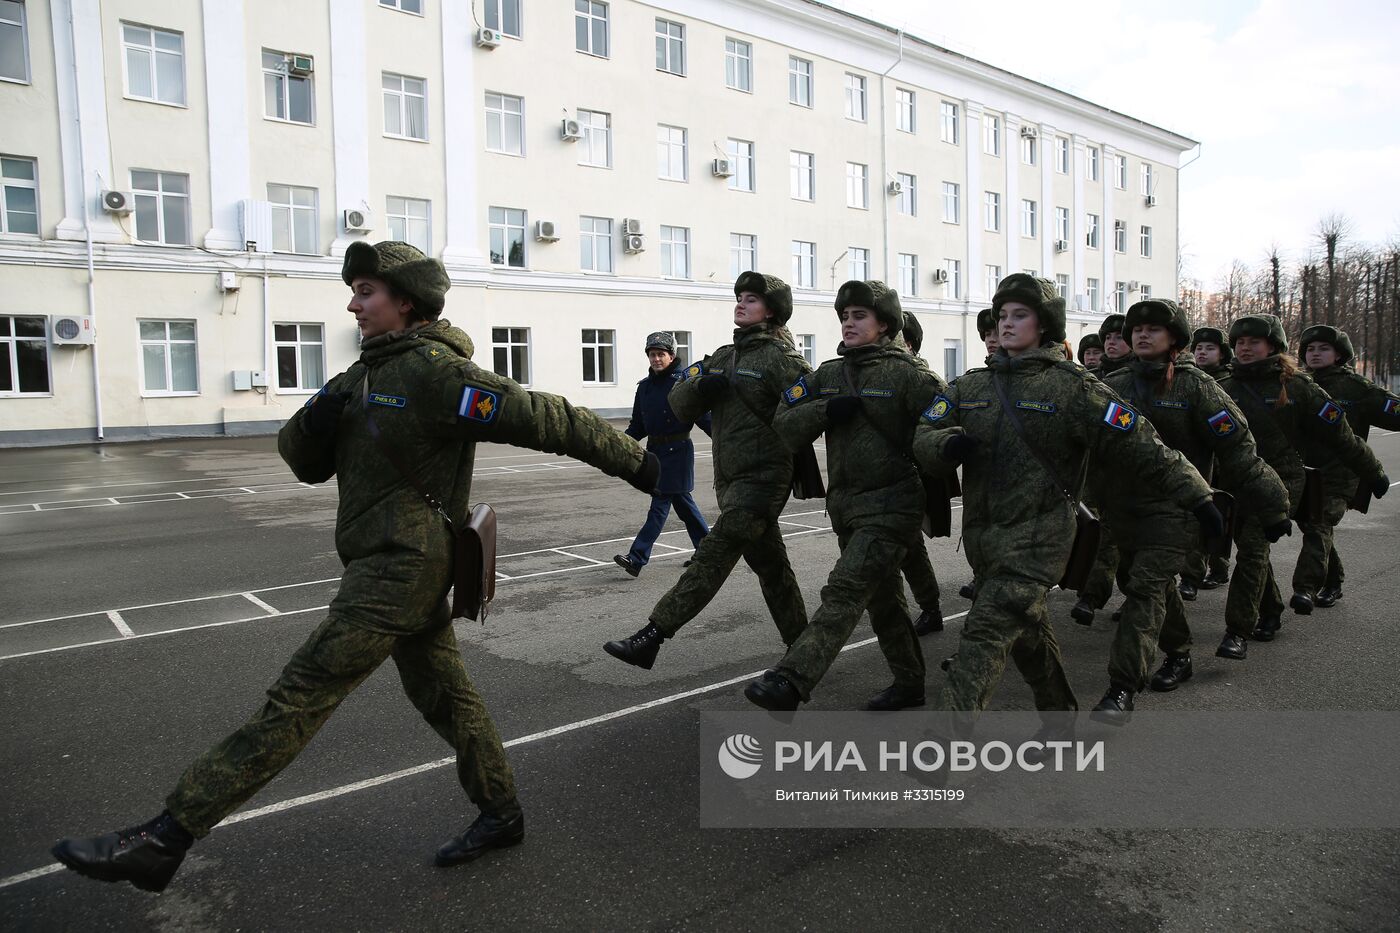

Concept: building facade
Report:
left=0, top=0, right=1196, bottom=445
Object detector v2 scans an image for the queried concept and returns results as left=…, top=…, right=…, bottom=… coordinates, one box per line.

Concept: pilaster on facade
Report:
left=1039, top=121, right=1055, bottom=278
left=327, top=0, right=370, bottom=258
left=1003, top=112, right=1020, bottom=275
left=964, top=99, right=984, bottom=302
left=1072, top=133, right=1086, bottom=308
left=50, top=0, right=123, bottom=243
left=1102, top=144, right=1116, bottom=311
left=439, top=3, right=484, bottom=267
left=201, top=0, right=252, bottom=250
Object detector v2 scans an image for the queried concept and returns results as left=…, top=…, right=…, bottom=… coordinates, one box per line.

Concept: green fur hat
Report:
left=1124, top=298, right=1192, bottom=349
left=835, top=280, right=903, bottom=338
left=901, top=311, right=924, bottom=354
left=341, top=240, right=450, bottom=319
left=1228, top=313, right=1287, bottom=353
left=1298, top=324, right=1354, bottom=366
left=1078, top=333, right=1104, bottom=357
left=992, top=273, right=1066, bottom=344
left=976, top=307, right=996, bottom=339
left=734, top=271, right=794, bottom=325
left=1191, top=326, right=1233, bottom=365
left=1098, top=314, right=1127, bottom=343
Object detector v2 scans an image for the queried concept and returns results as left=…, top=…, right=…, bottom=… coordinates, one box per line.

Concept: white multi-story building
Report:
left=0, top=0, right=1195, bottom=444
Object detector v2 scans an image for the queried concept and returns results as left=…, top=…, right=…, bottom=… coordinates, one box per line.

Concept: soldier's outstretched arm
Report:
left=1077, top=385, right=1212, bottom=510
left=277, top=369, right=358, bottom=484
left=1363, top=379, right=1400, bottom=431
left=772, top=370, right=830, bottom=450
left=1303, top=385, right=1385, bottom=484
left=667, top=357, right=712, bottom=423
left=1197, top=386, right=1289, bottom=525
left=911, top=383, right=965, bottom=476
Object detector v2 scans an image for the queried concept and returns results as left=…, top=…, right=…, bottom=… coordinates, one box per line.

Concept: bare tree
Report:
left=1317, top=213, right=1352, bottom=326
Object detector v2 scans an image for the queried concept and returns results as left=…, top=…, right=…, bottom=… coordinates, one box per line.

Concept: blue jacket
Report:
left=626, top=360, right=711, bottom=494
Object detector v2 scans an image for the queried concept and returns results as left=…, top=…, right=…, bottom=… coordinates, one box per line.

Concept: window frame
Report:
left=1141, top=162, right=1154, bottom=197
left=659, top=224, right=690, bottom=279
left=1114, top=281, right=1128, bottom=314
left=896, top=172, right=916, bottom=216
left=138, top=318, right=200, bottom=397
left=895, top=87, right=915, bottom=133
left=1140, top=225, right=1153, bottom=258
left=789, top=150, right=814, bottom=202
left=897, top=252, right=918, bottom=298
left=846, top=162, right=868, bottom=210
left=848, top=246, right=870, bottom=281
left=580, top=328, right=616, bottom=385
left=791, top=239, right=816, bottom=289
left=484, top=91, right=524, bottom=156
left=939, top=100, right=960, bottom=145
left=0, top=314, right=51, bottom=396
left=844, top=72, right=867, bottom=122
left=267, top=183, right=318, bottom=255
left=1054, top=206, right=1069, bottom=244
left=492, top=326, right=532, bottom=387
left=261, top=49, right=314, bottom=125
left=983, top=113, right=1000, bottom=156
left=273, top=322, right=326, bottom=393
left=1086, top=277, right=1100, bottom=312
left=656, top=124, right=687, bottom=182
left=729, top=232, right=757, bottom=277
left=131, top=169, right=191, bottom=246
left=798, top=334, right=816, bottom=367
left=1021, top=134, right=1037, bottom=166
left=1085, top=212, right=1100, bottom=250
left=484, top=0, right=521, bottom=39
left=386, top=195, right=431, bottom=254
left=1115, top=153, right=1128, bottom=189
left=379, top=0, right=424, bottom=15
left=943, top=258, right=962, bottom=299
left=1020, top=198, right=1037, bottom=239
left=488, top=205, right=527, bottom=268
left=579, top=215, right=614, bottom=273
left=575, top=0, right=608, bottom=58
left=984, top=191, right=1001, bottom=233
left=985, top=264, right=1002, bottom=301
left=0, top=0, right=31, bottom=85
left=1114, top=219, right=1127, bottom=254
left=0, top=154, right=40, bottom=236
left=121, top=22, right=186, bottom=107
left=576, top=109, right=612, bottom=168
left=941, top=181, right=960, bottom=224
left=655, top=18, right=685, bottom=76
left=1086, top=146, right=1100, bottom=182
left=1055, top=136, right=1069, bottom=174
left=726, top=138, right=754, bottom=192
left=382, top=71, right=428, bottom=141
left=788, top=56, right=812, bottom=108
left=724, top=36, right=751, bottom=92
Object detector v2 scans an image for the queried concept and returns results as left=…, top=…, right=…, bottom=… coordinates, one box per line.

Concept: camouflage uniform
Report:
left=1182, top=329, right=1235, bottom=586
left=166, top=315, right=645, bottom=837
left=893, top=316, right=943, bottom=617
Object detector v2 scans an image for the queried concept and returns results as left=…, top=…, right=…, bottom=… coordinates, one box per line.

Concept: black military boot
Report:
left=1150, top=653, right=1193, bottom=692
left=1252, top=614, right=1282, bottom=642
left=1178, top=579, right=1198, bottom=601
left=1314, top=586, right=1342, bottom=608
left=744, top=670, right=801, bottom=711
left=1069, top=599, right=1096, bottom=625
left=1111, top=603, right=1125, bottom=622
left=1090, top=686, right=1134, bottom=725
left=913, top=607, right=944, bottom=635
left=435, top=809, right=524, bottom=867
left=612, top=554, right=641, bottom=578
left=958, top=582, right=977, bottom=600
left=51, top=810, right=194, bottom=893
left=1289, top=591, right=1313, bottom=616
left=864, top=682, right=926, bottom=711
left=1216, top=633, right=1248, bottom=660
left=1199, top=571, right=1229, bottom=589
left=603, top=623, right=666, bottom=669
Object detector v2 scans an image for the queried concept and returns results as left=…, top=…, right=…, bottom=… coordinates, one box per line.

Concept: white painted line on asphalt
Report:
left=0, top=470, right=299, bottom=498
left=0, top=607, right=971, bottom=892
left=551, top=548, right=607, bottom=566
left=1, top=577, right=341, bottom=630
left=106, top=611, right=135, bottom=639
left=242, top=593, right=279, bottom=616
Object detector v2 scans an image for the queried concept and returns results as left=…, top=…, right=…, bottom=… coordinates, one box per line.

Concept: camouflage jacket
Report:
left=669, top=323, right=811, bottom=517
left=773, top=340, right=947, bottom=531
left=1303, top=364, right=1400, bottom=497
left=914, top=345, right=1211, bottom=584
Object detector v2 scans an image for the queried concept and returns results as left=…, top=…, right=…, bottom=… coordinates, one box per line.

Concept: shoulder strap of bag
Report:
left=362, top=374, right=454, bottom=527
left=990, top=372, right=1082, bottom=504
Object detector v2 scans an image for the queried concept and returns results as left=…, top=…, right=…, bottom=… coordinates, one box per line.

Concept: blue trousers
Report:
left=628, top=492, right=710, bottom=566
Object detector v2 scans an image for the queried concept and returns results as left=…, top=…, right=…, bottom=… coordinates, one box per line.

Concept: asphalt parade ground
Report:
left=2, top=431, right=1399, bottom=931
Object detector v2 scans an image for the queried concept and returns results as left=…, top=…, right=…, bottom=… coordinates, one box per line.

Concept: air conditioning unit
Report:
left=51, top=314, right=96, bottom=346
left=287, top=54, right=313, bottom=76
left=476, top=27, right=500, bottom=48
left=239, top=199, right=274, bottom=252
left=886, top=180, right=903, bottom=196
left=931, top=268, right=949, bottom=284
left=1128, top=280, right=1141, bottom=291
left=342, top=208, right=372, bottom=233
left=1145, top=194, right=1158, bottom=208
left=621, top=218, right=643, bottom=236
left=1020, top=125, right=1039, bottom=139
left=560, top=119, right=582, bottom=141
left=534, top=219, right=558, bottom=241
left=1054, top=239, right=1069, bottom=253
left=101, top=190, right=134, bottom=214
left=711, top=158, right=733, bottom=178
left=623, top=233, right=645, bottom=253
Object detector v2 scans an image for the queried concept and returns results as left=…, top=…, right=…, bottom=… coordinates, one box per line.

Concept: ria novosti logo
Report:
left=718, top=734, right=763, bottom=779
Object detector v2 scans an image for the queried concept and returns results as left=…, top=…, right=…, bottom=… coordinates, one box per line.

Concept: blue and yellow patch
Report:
left=959, top=399, right=991, bottom=410
left=303, top=387, right=327, bottom=409
left=860, top=388, right=893, bottom=398
left=1103, top=400, right=1137, bottom=432
left=368, top=392, right=406, bottom=408
left=1154, top=399, right=1189, bottom=410
left=819, top=386, right=840, bottom=396
left=1206, top=409, right=1236, bottom=437
left=783, top=377, right=810, bottom=405
left=459, top=385, right=501, bottom=424
left=1317, top=400, right=1343, bottom=425
left=685, top=361, right=706, bottom=379
left=922, top=395, right=953, bottom=423
left=1016, top=400, right=1057, bottom=414
left=1383, top=397, right=1400, bottom=416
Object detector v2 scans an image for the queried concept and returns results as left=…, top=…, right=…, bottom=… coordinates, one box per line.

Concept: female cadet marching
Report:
left=603, top=272, right=810, bottom=669
left=1293, top=325, right=1400, bottom=606
left=1180, top=326, right=1236, bottom=594
left=896, top=310, right=946, bottom=635
left=52, top=241, right=658, bottom=892
left=744, top=281, right=945, bottom=711
left=1098, top=300, right=1288, bottom=711
left=1219, top=313, right=1387, bottom=650
left=1078, top=333, right=1105, bottom=372
left=913, top=275, right=1216, bottom=712
left=952, top=307, right=1000, bottom=605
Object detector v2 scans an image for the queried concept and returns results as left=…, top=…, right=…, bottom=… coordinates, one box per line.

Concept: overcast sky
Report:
left=846, top=0, right=1400, bottom=289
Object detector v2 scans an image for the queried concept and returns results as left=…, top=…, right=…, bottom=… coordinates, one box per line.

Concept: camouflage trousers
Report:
left=166, top=604, right=516, bottom=838
left=937, top=576, right=1077, bottom=712
left=650, top=505, right=807, bottom=644
left=1291, top=495, right=1349, bottom=595
left=1182, top=544, right=1230, bottom=585
left=901, top=543, right=941, bottom=612
left=1109, top=541, right=1189, bottom=691
left=777, top=525, right=925, bottom=701
left=1224, top=514, right=1285, bottom=638
left=1077, top=526, right=1119, bottom=610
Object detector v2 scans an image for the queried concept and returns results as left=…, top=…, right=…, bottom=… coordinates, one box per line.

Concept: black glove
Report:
left=1192, top=500, right=1226, bottom=539
left=1374, top=474, right=1391, bottom=499
left=1263, top=518, right=1292, bottom=543
left=697, top=374, right=730, bottom=404
left=943, top=433, right=978, bottom=464
left=826, top=395, right=863, bottom=424
left=628, top=451, right=661, bottom=494
left=304, top=391, right=350, bottom=436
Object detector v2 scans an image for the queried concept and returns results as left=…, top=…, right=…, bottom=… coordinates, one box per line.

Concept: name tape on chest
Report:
left=1103, top=400, right=1137, bottom=432
left=1206, top=409, right=1237, bottom=437
left=1317, top=400, right=1343, bottom=425
left=860, top=388, right=893, bottom=398
left=1154, top=399, right=1189, bottom=410
left=735, top=368, right=764, bottom=380
left=368, top=392, right=406, bottom=408
left=459, top=385, right=501, bottom=424
left=783, top=376, right=811, bottom=405
left=958, top=399, right=990, bottom=410
left=1015, top=400, right=1057, bottom=414
left=922, top=395, right=953, bottom=423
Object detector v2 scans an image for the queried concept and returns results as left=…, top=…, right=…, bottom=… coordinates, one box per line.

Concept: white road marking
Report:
left=0, top=609, right=969, bottom=892
left=106, top=611, right=135, bottom=639
left=241, top=593, right=279, bottom=616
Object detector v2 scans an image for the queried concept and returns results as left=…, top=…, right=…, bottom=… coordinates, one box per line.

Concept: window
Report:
left=268, top=183, right=317, bottom=254
left=579, top=215, right=613, bottom=272
left=484, top=92, right=523, bottom=155
left=725, top=37, right=751, bottom=91
left=262, top=50, right=313, bottom=124
left=985, top=265, right=1001, bottom=299
left=488, top=206, right=525, bottom=267
left=984, top=191, right=1001, bottom=232
left=940, top=101, right=959, bottom=144
left=380, top=0, right=422, bottom=13
left=581, top=328, right=614, bottom=384
left=1020, top=199, right=1037, bottom=238
left=1114, top=282, right=1128, bottom=314
left=944, top=339, right=963, bottom=379
left=1114, top=219, right=1127, bottom=253
left=846, top=162, right=868, bottom=209
left=1055, top=274, right=1069, bottom=300
left=844, top=73, right=867, bottom=121
left=1055, top=136, right=1069, bottom=174
left=1054, top=206, right=1069, bottom=244
left=1, top=156, right=39, bottom=235
left=274, top=323, right=324, bottom=391
left=672, top=331, right=691, bottom=365
left=848, top=247, right=869, bottom=281
left=1115, top=153, right=1128, bottom=190
left=139, top=320, right=198, bottom=395
left=1, top=0, right=29, bottom=83
left=983, top=114, right=1000, bottom=155
left=1086, top=278, right=1100, bottom=312
left=1140, top=225, right=1153, bottom=258
left=384, top=197, right=429, bottom=254
left=660, top=225, right=689, bottom=278
left=730, top=233, right=756, bottom=277
left=1085, top=213, right=1100, bottom=249
left=575, top=0, right=608, bottom=57
left=0, top=315, right=48, bottom=394
left=896, top=172, right=916, bottom=216
left=1021, top=133, right=1037, bottom=166
left=655, top=18, right=685, bottom=75
left=790, top=151, right=814, bottom=201
left=941, top=182, right=959, bottom=224
left=798, top=334, right=816, bottom=367
left=895, top=88, right=915, bottom=133
left=1141, top=284, right=1152, bottom=299
left=788, top=56, right=812, bottom=107
left=898, top=253, right=918, bottom=298
left=727, top=138, right=754, bottom=192
left=492, top=327, right=530, bottom=385
left=484, top=0, right=520, bottom=38
left=122, top=23, right=185, bottom=105
left=1087, top=146, right=1100, bottom=181
left=131, top=170, right=190, bottom=245
left=382, top=72, right=426, bottom=140
left=791, top=240, right=815, bottom=288
left=577, top=109, right=611, bottom=167
left=1140, top=162, right=1153, bottom=197
left=656, top=124, right=686, bottom=181
left=943, top=259, right=962, bottom=299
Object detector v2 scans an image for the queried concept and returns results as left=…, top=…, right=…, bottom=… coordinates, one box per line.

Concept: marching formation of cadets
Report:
left=48, top=244, right=1400, bottom=894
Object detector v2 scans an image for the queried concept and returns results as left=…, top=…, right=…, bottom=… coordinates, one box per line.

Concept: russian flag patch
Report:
left=1103, top=400, right=1137, bottom=432
left=459, top=385, right=501, bottom=424
left=1207, top=409, right=1236, bottom=437
left=1383, top=397, right=1398, bottom=416
left=1317, top=400, right=1343, bottom=425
